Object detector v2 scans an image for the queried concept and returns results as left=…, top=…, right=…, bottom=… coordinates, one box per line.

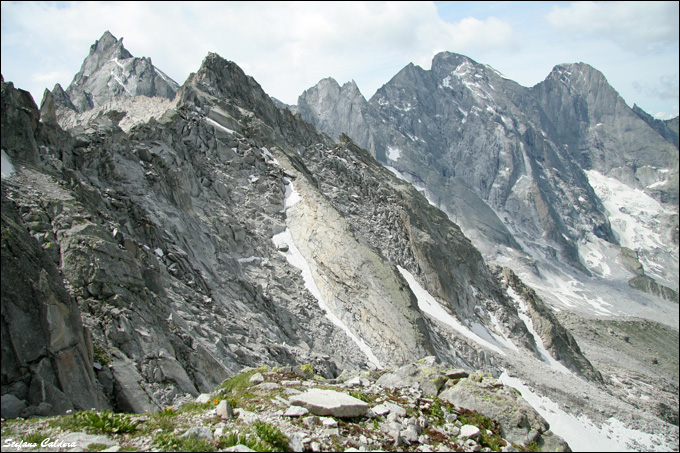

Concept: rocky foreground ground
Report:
left=1, top=358, right=569, bottom=452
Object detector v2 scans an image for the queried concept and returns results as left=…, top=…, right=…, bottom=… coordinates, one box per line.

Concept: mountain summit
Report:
left=53, top=31, right=179, bottom=113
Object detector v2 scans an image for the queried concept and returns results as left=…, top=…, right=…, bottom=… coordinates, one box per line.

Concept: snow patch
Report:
left=1, top=150, right=17, bottom=179
left=110, top=72, right=132, bottom=96
left=260, top=147, right=281, bottom=166
left=386, top=146, right=401, bottom=161
left=205, top=117, right=235, bottom=135
left=238, top=256, right=264, bottom=264
left=397, top=266, right=505, bottom=355
left=499, top=373, right=674, bottom=452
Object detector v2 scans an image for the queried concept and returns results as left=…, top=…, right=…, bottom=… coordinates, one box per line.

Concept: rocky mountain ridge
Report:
left=296, top=51, right=679, bottom=315
left=2, top=32, right=678, bottom=451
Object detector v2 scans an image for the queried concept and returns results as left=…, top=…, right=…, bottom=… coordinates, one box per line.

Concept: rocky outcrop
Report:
left=533, top=63, right=678, bottom=206
left=1, top=185, right=110, bottom=417
left=497, top=267, right=602, bottom=382
left=0, top=360, right=572, bottom=452
left=632, top=104, right=679, bottom=148
left=50, top=31, right=179, bottom=115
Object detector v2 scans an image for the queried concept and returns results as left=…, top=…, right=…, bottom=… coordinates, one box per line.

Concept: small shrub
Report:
left=92, top=342, right=112, bottom=366
left=348, top=390, right=372, bottom=403
left=300, top=364, right=314, bottom=377
left=253, top=421, right=290, bottom=451
left=422, top=396, right=445, bottom=426
left=219, top=369, right=260, bottom=394
left=86, top=443, right=110, bottom=452
left=522, top=440, right=542, bottom=452
left=55, top=410, right=138, bottom=434
left=458, top=409, right=505, bottom=451
left=153, top=433, right=214, bottom=452
left=217, top=431, right=269, bottom=451
left=21, top=432, right=49, bottom=445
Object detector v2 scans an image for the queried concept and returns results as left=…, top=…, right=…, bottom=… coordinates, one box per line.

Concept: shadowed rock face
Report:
left=1, top=183, right=110, bottom=417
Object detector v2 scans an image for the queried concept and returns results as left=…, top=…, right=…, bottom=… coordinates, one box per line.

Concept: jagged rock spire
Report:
left=54, top=31, right=179, bottom=113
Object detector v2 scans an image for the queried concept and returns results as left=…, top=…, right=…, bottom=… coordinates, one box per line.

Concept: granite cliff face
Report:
left=1, top=33, right=678, bottom=450
left=297, top=52, right=679, bottom=308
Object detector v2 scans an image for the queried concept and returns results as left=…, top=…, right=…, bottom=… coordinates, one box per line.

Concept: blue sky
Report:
left=1, top=1, right=678, bottom=118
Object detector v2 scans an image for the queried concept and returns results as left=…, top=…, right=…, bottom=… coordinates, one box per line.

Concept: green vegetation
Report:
left=92, top=342, right=112, bottom=366
left=153, top=433, right=215, bottom=452
left=458, top=409, right=506, bottom=451
left=300, top=364, right=314, bottom=377
left=21, top=431, right=49, bottom=445
left=51, top=410, right=138, bottom=434
left=521, top=440, right=542, bottom=452
left=216, top=432, right=268, bottom=451
left=85, top=443, right=110, bottom=452
left=427, top=396, right=445, bottom=425
left=348, top=389, right=372, bottom=403
left=253, top=420, right=290, bottom=451
left=146, top=407, right=179, bottom=433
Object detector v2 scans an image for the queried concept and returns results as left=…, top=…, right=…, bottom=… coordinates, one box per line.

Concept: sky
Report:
left=1, top=1, right=678, bottom=119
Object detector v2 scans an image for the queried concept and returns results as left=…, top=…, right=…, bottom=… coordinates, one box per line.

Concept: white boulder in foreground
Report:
left=289, top=389, right=369, bottom=417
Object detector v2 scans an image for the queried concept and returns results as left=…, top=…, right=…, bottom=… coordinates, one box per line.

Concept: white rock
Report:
left=460, top=424, right=481, bottom=438
left=284, top=405, right=309, bottom=417
left=289, top=389, right=369, bottom=417
left=249, top=372, right=265, bottom=384
left=373, top=401, right=406, bottom=418
left=195, top=393, right=211, bottom=404
left=321, top=416, right=338, bottom=427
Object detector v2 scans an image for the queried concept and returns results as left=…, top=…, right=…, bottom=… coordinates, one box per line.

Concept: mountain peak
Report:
left=431, top=51, right=475, bottom=70
left=56, top=31, right=178, bottom=113
left=83, top=31, right=133, bottom=75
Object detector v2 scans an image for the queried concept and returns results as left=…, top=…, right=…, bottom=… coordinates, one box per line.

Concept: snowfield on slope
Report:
left=499, top=373, right=677, bottom=452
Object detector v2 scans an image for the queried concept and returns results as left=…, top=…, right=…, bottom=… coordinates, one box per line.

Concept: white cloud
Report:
left=1, top=1, right=676, bottom=117
left=546, top=1, right=679, bottom=53
left=1, top=1, right=518, bottom=104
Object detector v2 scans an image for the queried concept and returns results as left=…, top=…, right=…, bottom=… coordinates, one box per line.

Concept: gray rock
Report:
left=288, top=434, right=305, bottom=452
left=225, top=445, right=256, bottom=452
left=249, top=372, right=265, bottom=384
left=1, top=394, right=27, bottom=419
left=54, top=31, right=178, bottom=114
left=440, top=377, right=550, bottom=445
left=284, top=405, right=309, bottom=417
left=196, top=393, right=211, bottom=404
left=289, top=389, right=369, bottom=417
left=460, top=424, right=481, bottom=439
left=401, top=424, right=420, bottom=443
left=217, top=399, right=234, bottom=419
left=372, top=401, right=406, bottom=418
left=57, top=432, right=118, bottom=449
left=180, top=426, right=213, bottom=439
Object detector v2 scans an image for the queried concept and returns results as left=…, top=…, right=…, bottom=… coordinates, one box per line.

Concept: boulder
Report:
left=1, top=394, right=27, bottom=419
left=289, top=389, right=369, bottom=417
left=440, top=377, right=549, bottom=445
